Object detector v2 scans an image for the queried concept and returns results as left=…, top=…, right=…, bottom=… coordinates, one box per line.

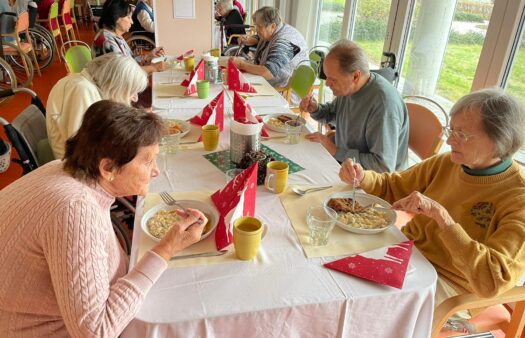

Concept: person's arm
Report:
left=234, top=59, right=273, bottom=80
left=43, top=198, right=167, bottom=338
left=137, top=9, right=154, bottom=33
left=309, top=97, right=338, bottom=123
left=258, top=38, right=296, bottom=84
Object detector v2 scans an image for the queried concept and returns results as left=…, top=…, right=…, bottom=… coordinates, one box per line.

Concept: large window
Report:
left=505, top=19, right=525, bottom=98
left=317, top=0, right=345, bottom=46
left=400, top=0, right=494, bottom=106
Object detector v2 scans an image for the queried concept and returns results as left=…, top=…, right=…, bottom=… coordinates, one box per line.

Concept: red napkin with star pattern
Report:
left=227, top=59, right=257, bottom=93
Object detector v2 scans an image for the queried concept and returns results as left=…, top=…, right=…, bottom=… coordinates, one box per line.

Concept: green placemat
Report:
left=203, top=144, right=304, bottom=174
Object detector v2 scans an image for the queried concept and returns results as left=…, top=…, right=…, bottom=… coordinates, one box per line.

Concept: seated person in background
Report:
left=215, top=0, right=244, bottom=45
left=300, top=39, right=408, bottom=172
left=46, top=53, right=147, bottom=159
left=93, top=0, right=165, bottom=73
left=130, top=0, right=155, bottom=41
left=231, top=6, right=308, bottom=89
left=0, top=100, right=207, bottom=337
left=339, top=88, right=525, bottom=310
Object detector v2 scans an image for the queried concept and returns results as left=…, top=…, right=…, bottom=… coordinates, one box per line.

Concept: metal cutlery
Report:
left=171, top=250, right=228, bottom=261
left=159, top=191, right=204, bottom=224
left=292, top=185, right=332, bottom=196
left=351, top=157, right=357, bottom=211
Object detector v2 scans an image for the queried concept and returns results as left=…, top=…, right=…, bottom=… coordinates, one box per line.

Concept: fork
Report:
left=159, top=191, right=204, bottom=224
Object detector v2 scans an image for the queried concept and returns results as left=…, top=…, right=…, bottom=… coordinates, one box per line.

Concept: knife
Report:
left=170, top=250, right=228, bottom=261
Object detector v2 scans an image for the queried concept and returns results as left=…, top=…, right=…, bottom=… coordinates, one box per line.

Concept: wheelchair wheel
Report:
left=223, top=45, right=255, bottom=61
left=26, top=27, right=55, bottom=70
left=3, top=42, right=34, bottom=88
left=126, top=35, right=156, bottom=59
left=0, top=58, right=17, bottom=105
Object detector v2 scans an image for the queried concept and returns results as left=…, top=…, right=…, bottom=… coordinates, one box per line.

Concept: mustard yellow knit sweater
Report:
left=361, top=153, right=525, bottom=297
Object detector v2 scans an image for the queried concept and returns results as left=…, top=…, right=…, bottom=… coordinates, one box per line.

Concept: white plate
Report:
left=165, top=119, right=190, bottom=138
left=324, top=192, right=397, bottom=234
left=262, top=113, right=307, bottom=133
left=141, top=200, right=219, bottom=242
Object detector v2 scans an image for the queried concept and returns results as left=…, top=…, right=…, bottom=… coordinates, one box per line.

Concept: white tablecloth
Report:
left=122, top=76, right=437, bottom=338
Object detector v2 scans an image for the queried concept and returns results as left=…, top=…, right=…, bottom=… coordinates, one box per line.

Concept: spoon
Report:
left=292, top=185, right=332, bottom=196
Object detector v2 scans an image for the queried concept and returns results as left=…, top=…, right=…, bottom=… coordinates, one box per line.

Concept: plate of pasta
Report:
left=164, top=119, right=190, bottom=138
left=262, top=113, right=306, bottom=133
left=141, top=200, right=219, bottom=242
left=324, top=192, right=397, bottom=234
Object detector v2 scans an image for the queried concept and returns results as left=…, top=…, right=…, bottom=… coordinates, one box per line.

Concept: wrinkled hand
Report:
left=392, top=191, right=454, bottom=229
left=230, top=57, right=245, bottom=69
left=339, top=158, right=364, bottom=186
left=152, top=208, right=208, bottom=261
left=305, top=132, right=336, bottom=155
left=299, top=95, right=318, bottom=113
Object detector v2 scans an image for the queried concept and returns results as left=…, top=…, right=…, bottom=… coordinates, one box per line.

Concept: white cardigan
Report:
left=46, top=70, right=102, bottom=159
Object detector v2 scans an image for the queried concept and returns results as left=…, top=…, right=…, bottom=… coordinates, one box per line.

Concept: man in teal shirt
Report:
left=300, top=39, right=409, bottom=172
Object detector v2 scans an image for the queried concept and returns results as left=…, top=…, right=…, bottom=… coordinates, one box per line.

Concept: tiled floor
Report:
left=0, top=24, right=95, bottom=189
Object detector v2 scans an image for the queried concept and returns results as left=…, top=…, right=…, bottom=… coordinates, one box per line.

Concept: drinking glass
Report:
left=285, top=120, right=304, bottom=144
left=306, top=205, right=337, bottom=246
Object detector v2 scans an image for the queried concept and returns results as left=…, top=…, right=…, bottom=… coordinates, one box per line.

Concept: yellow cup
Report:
left=184, top=55, right=195, bottom=71
left=202, top=124, right=220, bottom=151
left=264, top=161, right=288, bottom=194
left=210, top=48, right=221, bottom=57
left=233, top=216, right=264, bottom=260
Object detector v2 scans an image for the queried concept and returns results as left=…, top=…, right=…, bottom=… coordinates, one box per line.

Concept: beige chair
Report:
left=59, top=0, right=77, bottom=41
left=404, top=95, right=449, bottom=160
left=432, top=285, right=525, bottom=338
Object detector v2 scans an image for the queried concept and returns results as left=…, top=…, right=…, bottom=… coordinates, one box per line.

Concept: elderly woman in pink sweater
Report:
left=0, top=100, right=207, bottom=337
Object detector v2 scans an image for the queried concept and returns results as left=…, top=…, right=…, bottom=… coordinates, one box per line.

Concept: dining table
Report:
left=121, top=65, right=437, bottom=338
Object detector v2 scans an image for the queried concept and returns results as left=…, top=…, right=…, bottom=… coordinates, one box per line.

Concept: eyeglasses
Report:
left=442, top=126, right=477, bottom=143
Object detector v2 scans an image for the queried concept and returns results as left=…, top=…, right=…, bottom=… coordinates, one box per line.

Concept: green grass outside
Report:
left=356, top=40, right=525, bottom=102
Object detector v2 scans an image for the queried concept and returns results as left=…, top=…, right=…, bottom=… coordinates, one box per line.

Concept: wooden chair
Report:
left=59, top=0, right=76, bottom=41
left=2, top=11, right=42, bottom=79
left=404, top=95, right=449, bottom=160
left=37, top=1, right=63, bottom=63
left=432, top=285, right=525, bottom=338
left=69, top=0, right=81, bottom=39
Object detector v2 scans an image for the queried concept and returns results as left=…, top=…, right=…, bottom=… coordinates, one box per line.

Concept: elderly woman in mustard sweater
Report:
left=339, top=88, right=525, bottom=307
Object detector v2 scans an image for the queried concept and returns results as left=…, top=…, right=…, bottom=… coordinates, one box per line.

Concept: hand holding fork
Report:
left=159, top=191, right=205, bottom=225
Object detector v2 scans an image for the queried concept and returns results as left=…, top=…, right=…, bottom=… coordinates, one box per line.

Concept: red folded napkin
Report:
left=233, top=91, right=268, bottom=137
left=227, top=59, right=257, bottom=93
left=211, top=163, right=258, bottom=250
left=190, top=90, right=225, bottom=129
left=181, top=59, right=204, bottom=90
left=324, top=240, right=414, bottom=289
left=176, top=49, right=194, bottom=61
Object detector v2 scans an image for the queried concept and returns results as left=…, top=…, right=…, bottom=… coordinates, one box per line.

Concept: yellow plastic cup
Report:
left=233, top=216, right=264, bottom=260
left=210, top=48, right=221, bottom=57
left=264, top=161, right=289, bottom=194
left=184, top=55, right=195, bottom=71
left=201, top=124, right=220, bottom=151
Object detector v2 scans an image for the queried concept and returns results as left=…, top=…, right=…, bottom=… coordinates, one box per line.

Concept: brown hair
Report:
left=63, top=100, right=164, bottom=182
left=328, top=39, right=370, bottom=74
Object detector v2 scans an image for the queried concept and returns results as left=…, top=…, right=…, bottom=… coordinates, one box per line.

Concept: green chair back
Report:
left=49, top=2, right=60, bottom=33
left=65, top=45, right=92, bottom=73
left=289, top=64, right=316, bottom=99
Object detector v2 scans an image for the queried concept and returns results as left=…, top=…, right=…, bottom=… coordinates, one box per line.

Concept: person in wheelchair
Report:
left=231, top=6, right=308, bottom=89
left=214, top=0, right=244, bottom=45
left=93, top=0, right=165, bottom=74
left=130, top=0, right=155, bottom=42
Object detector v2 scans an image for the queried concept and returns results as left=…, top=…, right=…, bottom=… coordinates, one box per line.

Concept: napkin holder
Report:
left=230, top=120, right=262, bottom=164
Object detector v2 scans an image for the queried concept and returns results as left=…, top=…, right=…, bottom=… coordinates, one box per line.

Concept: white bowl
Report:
left=165, top=119, right=191, bottom=138
left=141, top=200, right=219, bottom=242
left=324, top=191, right=397, bottom=234
left=262, top=113, right=307, bottom=133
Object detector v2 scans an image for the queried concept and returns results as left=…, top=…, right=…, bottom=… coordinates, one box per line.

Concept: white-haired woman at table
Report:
left=339, top=88, right=525, bottom=308
left=46, top=53, right=147, bottom=159
left=231, top=6, right=308, bottom=88
left=0, top=100, right=207, bottom=337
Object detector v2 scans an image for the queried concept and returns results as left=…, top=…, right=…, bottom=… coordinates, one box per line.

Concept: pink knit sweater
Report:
left=0, top=161, right=167, bottom=337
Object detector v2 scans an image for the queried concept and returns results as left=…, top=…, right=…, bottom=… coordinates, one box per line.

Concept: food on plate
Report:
left=165, top=120, right=185, bottom=135
left=327, top=197, right=364, bottom=213
left=147, top=209, right=210, bottom=239
left=267, top=114, right=293, bottom=129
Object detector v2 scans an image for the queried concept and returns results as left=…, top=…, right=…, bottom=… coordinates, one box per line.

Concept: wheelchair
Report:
left=125, top=30, right=156, bottom=59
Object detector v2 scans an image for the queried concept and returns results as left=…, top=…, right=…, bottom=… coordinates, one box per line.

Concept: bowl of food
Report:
left=141, top=200, right=219, bottom=242
left=324, top=192, right=397, bottom=234
left=262, top=113, right=307, bottom=133
left=164, top=119, right=190, bottom=138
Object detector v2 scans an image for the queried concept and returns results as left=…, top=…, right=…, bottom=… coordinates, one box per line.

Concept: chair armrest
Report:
left=431, top=286, right=525, bottom=338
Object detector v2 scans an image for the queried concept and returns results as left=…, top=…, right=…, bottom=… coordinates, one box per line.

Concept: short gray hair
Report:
left=450, top=87, right=525, bottom=159
left=327, top=39, right=370, bottom=74
left=86, top=53, right=148, bottom=105
left=253, top=6, right=281, bottom=27
left=216, top=0, right=233, bottom=11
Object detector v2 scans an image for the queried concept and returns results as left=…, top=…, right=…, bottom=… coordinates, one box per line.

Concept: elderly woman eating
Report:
left=0, top=100, right=207, bottom=337
left=339, top=88, right=525, bottom=307
left=231, top=6, right=308, bottom=88
left=46, top=53, right=147, bottom=159
left=93, top=0, right=165, bottom=73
